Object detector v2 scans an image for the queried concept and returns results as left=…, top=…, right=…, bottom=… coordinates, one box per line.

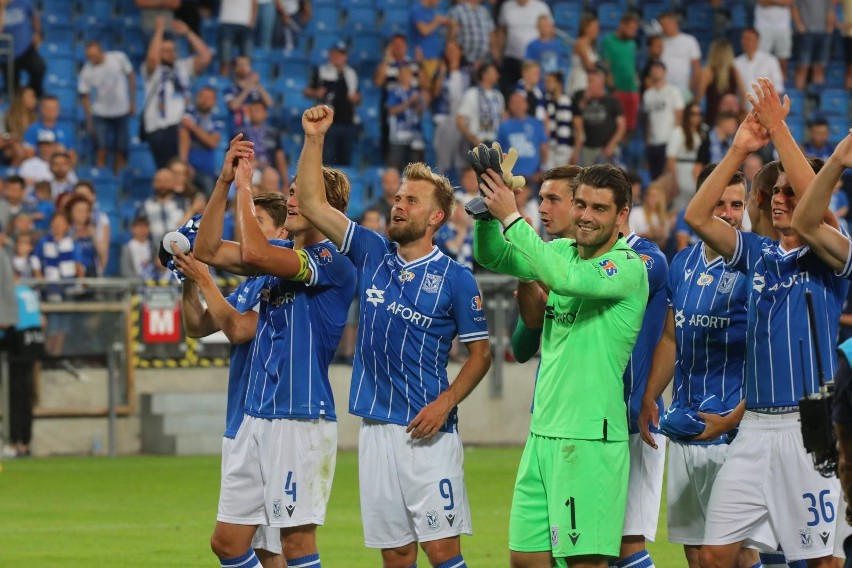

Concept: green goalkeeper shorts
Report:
left=508, top=432, right=629, bottom=559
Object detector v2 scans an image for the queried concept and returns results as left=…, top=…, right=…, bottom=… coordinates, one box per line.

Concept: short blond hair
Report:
left=292, top=167, right=351, bottom=214
left=402, top=162, right=455, bottom=228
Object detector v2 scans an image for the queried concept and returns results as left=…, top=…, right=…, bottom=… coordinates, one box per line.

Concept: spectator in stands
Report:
left=601, top=12, right=641, bottom=133
left=218, top=0, right=257, bottom=76
left=78, top=40, right=135, bottom=174
left=179, top=86, right=224, bottom=193
left=23, top=96, right=74, bottom=162
left=644, top=61, right=684, bottom=180
left=843, top=1, right=852, bottom=90
left=0, top=0, right=45, bottom=97
left=30, top=180, right=52, bottom=233
left=792, top=0, right=836, bottom=89
left=431, top=40, right=472, bottom=177
left=386, top=65, right=426, bottom=169
left=48, top=151, right=77, bottom=198
left=434, top=195, right=474, bottom=270
left=543, top=71, right=577, bottom=170
left=565, top=14, right=600, bottom=98
left=136, top=0, right=178, bottom=36
left=12, top=231, right=40, bottom=278
left=411, top=0, right=449, bottom=90
left=515, top=61, right=547, bottom=123
left=224, top=55, right=273, bottom=129
left=305, top=41, right=360, bottom=165
left=65, top=195, right=104, bottom=277
left=574, top=67, right=625, bottom=166
left=456, top=62, right=504, bottom=147
left=258, top=165, right=281, bottom=193
left=138, top=168, right=186, bottom=245
left=254, top=0, right=275, bottom=51
left=120, top=216, right=155, bottom=278
left=525, top=14, right=569, bottom=76
left=374, top=34, right=419, bottom=159
left=71, top=181, right=111, bottom=252
left=240, top=100, right=288, bottom=186
left=142, top=16, right=212, bottom=169
left=496, top=0, right=552, bottom=96
left=743, top=152, right=765, bottom=190
left=0, top=174, right=24, bottom=231
left=629, top=178, right=670, bottom=247
left=735, top=28, right=785, bottom=104
left=496, top=92, right=548, bottom=184
left=447, top=0, right=496, bottom=66
left=697, top=37, right=747, bottom=127
left=275, top=0, right=311, bottom=55
left=754, top=0, right=793, bottom=77
left=455, top=165, right=479, bottom=204
left=5, top=87, right=36, bottom=153
left=19, top=131, right=57, bottom=189
left=802, top=116, right=836, bottom=160
left=666, top=101, right=706, bottom=214
left=696, top=111, right=738, bottom=166
left=640, top=34, right=665, bottom=93
left=365, top=167, right=400, bottom=226
left=659, top=11, right=702, bottom=102
left=167, top=158, right=206, bottom=224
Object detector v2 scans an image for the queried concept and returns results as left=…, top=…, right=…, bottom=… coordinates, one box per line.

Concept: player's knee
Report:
left=210, top=532, right=236, bottom=559
left=281, top=525, right=316, bottom=558
left=382, top=543, right=418, bottom=568
left=420, top=536, right=461, bottom=565
left=698, top=546, right=725, bottom=568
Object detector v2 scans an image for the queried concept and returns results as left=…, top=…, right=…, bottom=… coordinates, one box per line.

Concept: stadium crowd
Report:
left=4, top=1, right=852, bottom=567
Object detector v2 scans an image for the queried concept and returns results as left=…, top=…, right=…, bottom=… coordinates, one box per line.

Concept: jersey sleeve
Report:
left=646, top=249, right=669, bottom=300
left=227, top=277, right=265, bottom=312
left=504, top=220, right=647, bottom=300
left=305, top=242, right=355, bottom=290
left=338, top=219, right=390, bottom=268
left=449, top=266, right=489, bottom=343
left=473, top=219, right=538, bottom=280
left=727, top=230, right=769, bottom=274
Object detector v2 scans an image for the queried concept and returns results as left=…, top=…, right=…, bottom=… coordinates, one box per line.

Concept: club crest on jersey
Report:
left=398, top=269, right=416, bottom=283
left=697, top=272, right=714, bottom=286
left=800, top=528, right=813, bottom=549
left=314, top=247, right=333, bottom=265
left=598, top=259, right=618, bottom=277
left=640, top=254, right=653, bottom=269
left=421, top=273, right=443, bottom=293
left=718, top=271, right=737, bottom=293
left=470, top=295, right=483, bottom=311
left=426, top=510, right=441, bottom=530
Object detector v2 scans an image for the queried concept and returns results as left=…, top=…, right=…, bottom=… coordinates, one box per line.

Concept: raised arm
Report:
left=193, top=134, right=258, bottom=274
left=638, top=308, right=676, bottom=448
left=144, top=15, right=167, bottom=76
left=791, top=132, right=852, bottom=272
left=685, top=113, right=769, bottom=259
left=171, top=19, right=212, bottom=76
left=296, top=106, right=352, bottom=248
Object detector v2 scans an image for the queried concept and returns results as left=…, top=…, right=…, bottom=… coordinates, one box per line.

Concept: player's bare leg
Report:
left=281, top=525, right=321, bottom=568
left=256, top=549, right=284, bottom=568
left=683, top=544, right=701, bottom=568
left=421, top=535, right=463, bottom=566
left=211, top=522, right=259, bottom=560
left=382, top=542, right=418, bottom=568
left=807, top=556, right=838, bottom=567
left=735, top=548, right=759, bottom=567
left=510, top=550, right=553, bottom=568
left=700, top=541, right=744, bottom=568
left=563, top=553, right=608, bottom=567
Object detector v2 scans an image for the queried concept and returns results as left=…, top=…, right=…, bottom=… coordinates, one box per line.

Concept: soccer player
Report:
left=683, top=79, right=846, bottom=567
left=173, top=191, right=288, bottom=568
left=295, top=105, right=491, bottom=568
left=194, top=133, right=357, bottom=568
left=638, top=164, right=754, bottom=568
left=475, top=163, right=648, bottom=568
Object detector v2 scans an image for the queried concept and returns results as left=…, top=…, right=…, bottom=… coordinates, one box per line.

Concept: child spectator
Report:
left=386, top=66, right=426, bottom=169
left=12, top=231, right=41, bottom=278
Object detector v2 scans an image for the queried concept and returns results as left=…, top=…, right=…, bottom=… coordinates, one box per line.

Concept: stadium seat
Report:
left=278, top=57, right=312, bottom=84
left=729, top=4, right=748, bottom=28
left=597, top=4, right=622, bottom=32
left=785, top=88, right=805, bottom=116
left=641, top=2, right=668, bottom=23
left=128, top=146, right=156, bottom=179
left=825, top=64, right=845, bottom=88
left=552, top=1, right=582, bottom=34
left=42, top=0, right=75, bottom=20
left=351, top=32, right=383, bottom=66
left=80, top=0, right=113, bottom=18
left=382, top=7, right=409, bottom=36
left=347, top=0, right=375, bottom=5
left=311, top=35, right=346, bottom=66
left=348, top=7, right=379, bottom=33
left=685, top=3, right=716, bottom=31
left=786, top=116, right=805, bottom=142
left=311, top=6, right=343, bottom=34
left=819, top=89, right=849, bottom=116
left=828, top=120, right=848, bottom=144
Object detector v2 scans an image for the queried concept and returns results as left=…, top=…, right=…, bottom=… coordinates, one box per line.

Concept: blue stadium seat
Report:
left=311, top=6, right=343, bottom=33
left=597, top=3, right=622, bottom=31
left=785, top=88, right=805, bottom=116
left=787, top=115, right=805, bottom=143
left=42, top=0, right=75, bottom=20
left=552, top=1, right=582, bottom=34
left=685, top=3, right=716, bottom=31
left=128, top=146, right=156, bottom=179
left=729, top=4, right=748, bottom=28
left=278, top=57, right=312, bottom=83
left=77, top=15, right=113, bottom=45
left=282, top=92, right=312, bottom=130
left=641, top=2, right=668, bottom=23
left=80, top=0, right=113, bottom=18
left=819, top=89, right=849, bottom=116
left=311, top=35, right=345, bottom=66
left=348, top=6, right=379, bottom=33
left=348, top=0, right=375, bottom=5
left=825, top=64, right=845, bottom=88
left=351, top=32, right=383, bottom=65
left=382, top=7, right=409, bottom=36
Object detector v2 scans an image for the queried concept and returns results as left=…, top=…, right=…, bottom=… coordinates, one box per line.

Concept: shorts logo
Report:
left=470, top=295, right=483, bottom=311
left=398, top=269, right=416, bottom=283
left=315, top=248, right=333, bottom=265
left=697, top=272, right=714, bottom=286
left=426, top=510, right=441, bottom=530
left=272, top=499, right=282, bottom=520
left=800, top=527, right=813, bottom=549
left=550, top=525, right=559, bottom=547
left=598, top=259, right=618, bottom=277
left=445, top=513, right=455, bottom=527
left=421, top=273, right=443, bottom=293
left=819, top=531, right=831, bottom=545
left=286, top=505, right=296, bottom=517
left=569, top=532, right=581, bottom=546
left=718, top=271, right=737, bottom=294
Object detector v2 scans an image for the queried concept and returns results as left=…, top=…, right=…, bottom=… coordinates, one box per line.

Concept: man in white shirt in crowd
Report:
left=658, top=11, right=701, bottom=103
left=734, top=27, right=785, bottom=104
left=456, top=62, right=505, bottom=147
left=218, top=0, right=257, bottom=76
left=643, top=61, right=684, bottom=179
left=496, top=0, right=551, bottom=95
left=754, top=0, right=793, bottom=77
left=78, top=40, right=136, bottom=173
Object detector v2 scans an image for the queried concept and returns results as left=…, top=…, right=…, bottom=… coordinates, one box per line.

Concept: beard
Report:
left=389, top=217, right=429, bottom=245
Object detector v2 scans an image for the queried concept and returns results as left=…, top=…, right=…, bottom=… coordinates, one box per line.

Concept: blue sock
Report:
left=287, top=553, right=321, bottom=568
left=749, top=563, right=763, bottom=568
left=220, top=549, right=261, bottom=568
left=787, top=562, right=807, bottom=568
left=434, top=555, right=467, bottom=568
left=759, top=552, right=786, bottom=568
left=612, top=550, right=654, bottom=568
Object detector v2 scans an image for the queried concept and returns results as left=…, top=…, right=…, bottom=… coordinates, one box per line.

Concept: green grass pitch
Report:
left=0, top=448, right=683, bottom=566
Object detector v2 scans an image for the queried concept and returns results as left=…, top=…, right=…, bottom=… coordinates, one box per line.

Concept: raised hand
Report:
left=170, top=244, right=211, bottom=284
left=220, top=134, right=254, bottom=184
left=747, top=77, right=790, bottom=134
left=235, top=157, right=253, bottom=190
left=302, top=105, right=334, bottom=137
left=731, top=112, right=771, bottom=155
left=831, top=129, right=852, bottom=169
left=171, top=18, right=190, bottom=37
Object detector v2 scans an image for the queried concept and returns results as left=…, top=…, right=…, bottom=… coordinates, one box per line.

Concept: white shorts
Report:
left=623, top=432, right=666, bottom=541
left=218, top=415, right=337, bottom=529
left=221, top=436, right=283, bottom=554
left=703, top=411, right=840, bottom=562
left=666, top=440, right=730, bottom=545
left=359, top=420, right=472, bottom=548
left=756, top=26, right=793, bottom=59
left=835, top=498, right=852, bottom=559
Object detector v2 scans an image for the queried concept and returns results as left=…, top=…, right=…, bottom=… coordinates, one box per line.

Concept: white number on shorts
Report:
left=439, top=478, right=455, bottom=511
left=802, top=490, right=835, bottom=527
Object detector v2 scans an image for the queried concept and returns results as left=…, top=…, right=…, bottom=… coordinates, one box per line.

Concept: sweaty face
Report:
left=571, top=185, right=624, bottom=251
left=771, top=172, right=797, bottom=231
left=539, top=179, right=574, bottom=238
left=714, top=184, right=746, bottom=229
left=388, top=181, right=439, bottom=245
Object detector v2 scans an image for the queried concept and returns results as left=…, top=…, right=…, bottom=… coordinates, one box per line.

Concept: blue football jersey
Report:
left=667, top=243, right=749, bottom=442
left=340, top=221, right=489, bottom=432
left=223, top=276, right=265, bottom=439
left=624, top=233, right=669, bottom=434
left=729, top=231, right=849, bottom=408
left=244, top=239, right=357, bottom=420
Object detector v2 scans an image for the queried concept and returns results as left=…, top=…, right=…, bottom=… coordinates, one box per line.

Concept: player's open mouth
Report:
left=392, top=216, right=405, bottom=223
left=577, top=225, right=595, bottom=232
left=772, top=209, right=786, bottom=216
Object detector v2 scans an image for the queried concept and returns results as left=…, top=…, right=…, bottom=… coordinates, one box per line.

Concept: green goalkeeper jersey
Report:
left=475, top=219, right=647, bottom=441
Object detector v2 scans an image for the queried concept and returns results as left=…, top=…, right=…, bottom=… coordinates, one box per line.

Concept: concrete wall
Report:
left=30, top=363, right=537, bottom=456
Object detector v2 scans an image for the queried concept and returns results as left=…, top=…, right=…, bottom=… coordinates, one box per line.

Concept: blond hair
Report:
left=402, top=162, right=455, bottom=228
